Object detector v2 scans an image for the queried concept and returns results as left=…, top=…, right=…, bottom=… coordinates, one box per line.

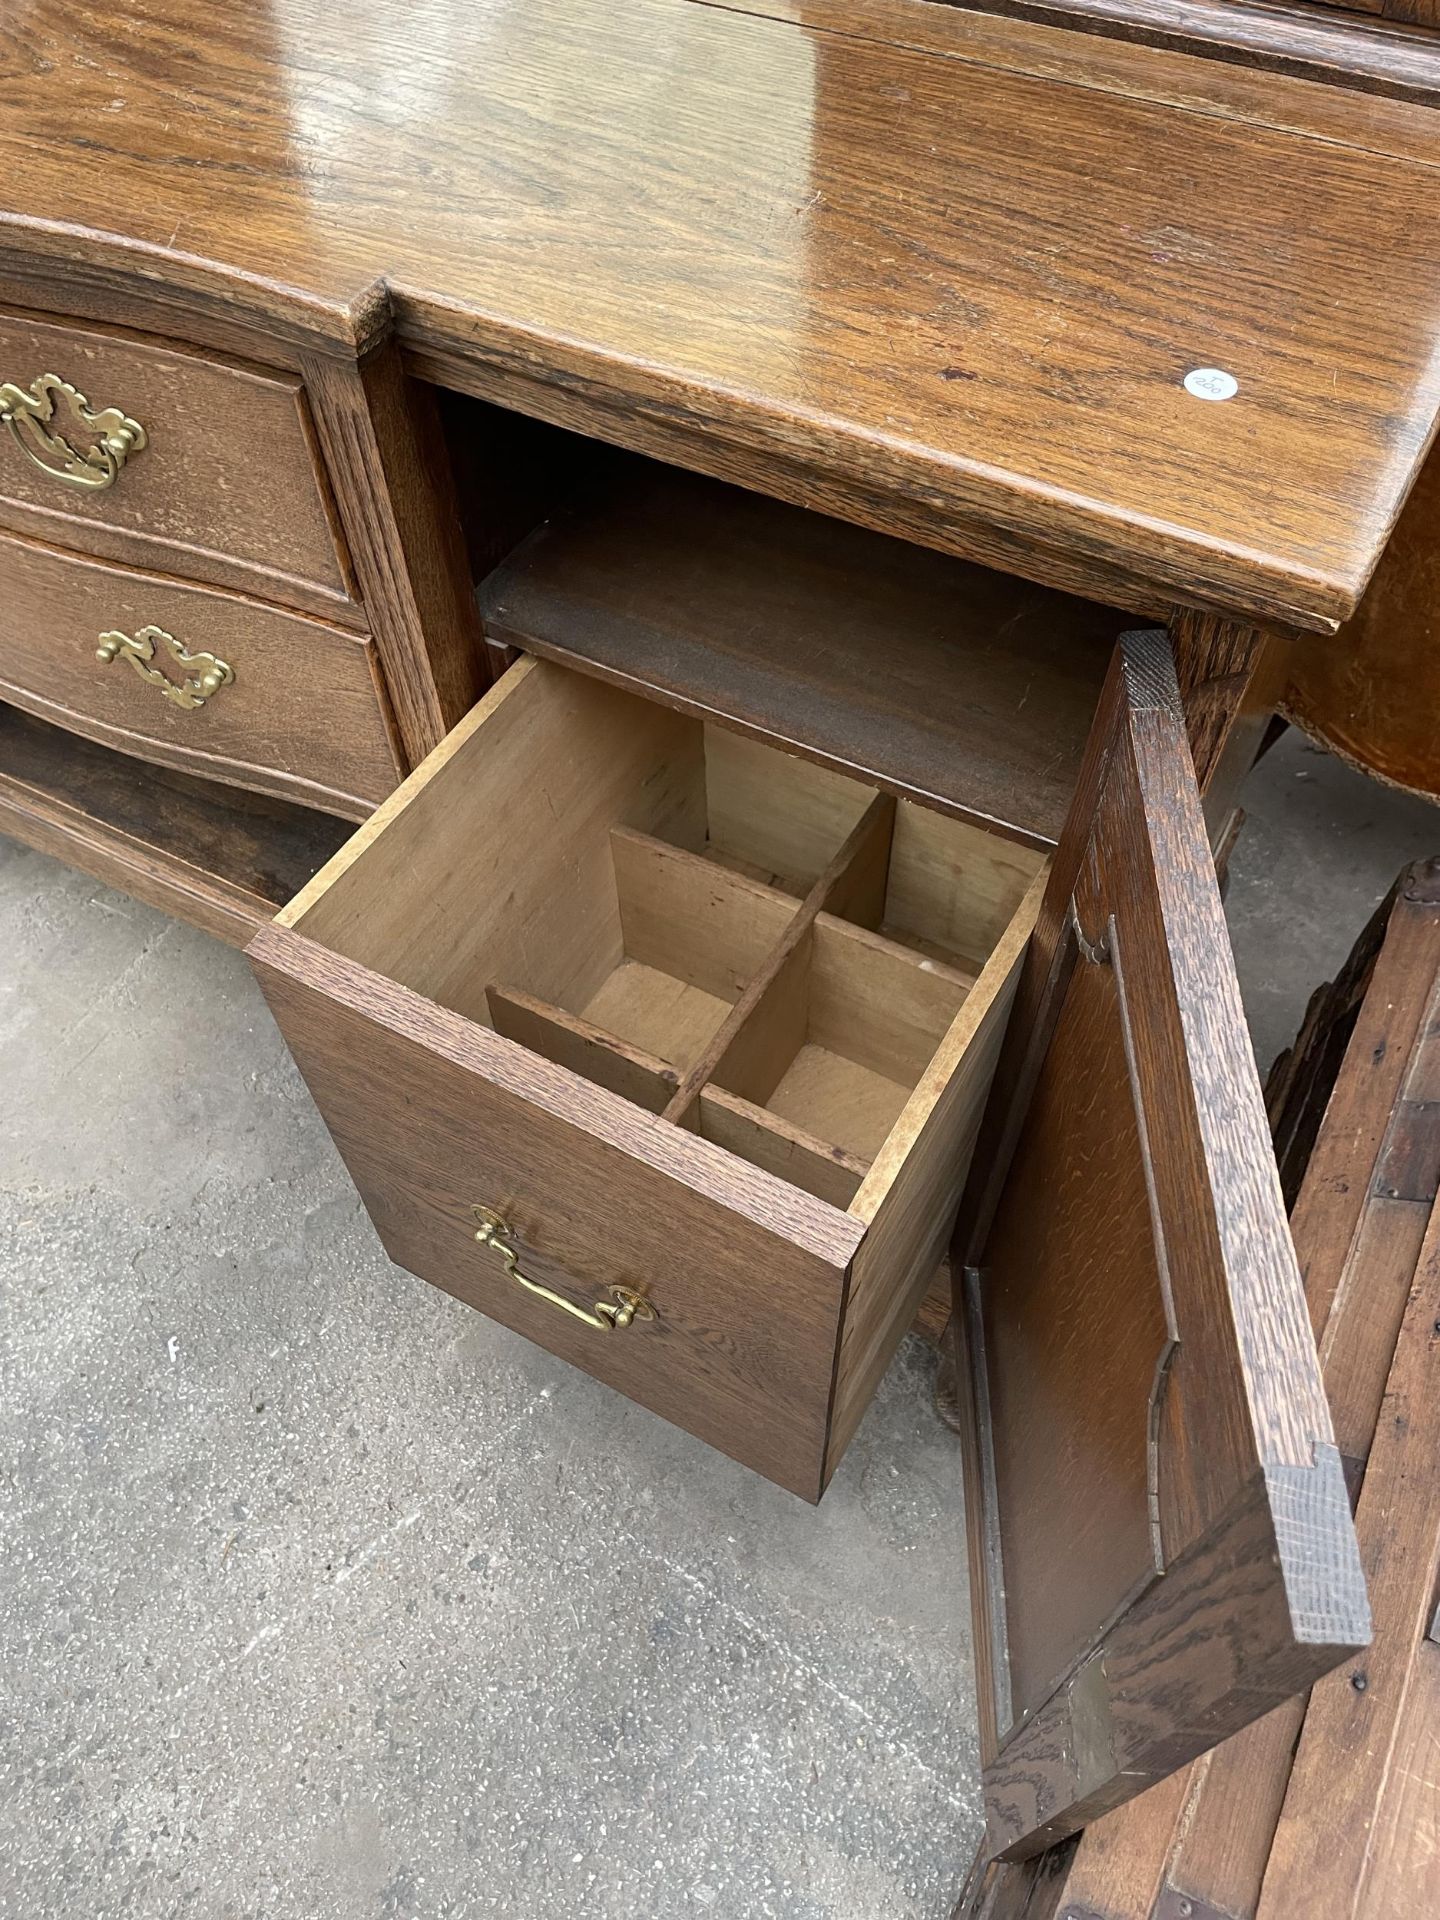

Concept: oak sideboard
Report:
left=3, top=0, right=1439, bottom=1870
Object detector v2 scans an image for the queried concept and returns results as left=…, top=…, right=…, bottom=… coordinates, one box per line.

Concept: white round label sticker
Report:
left=1184, top=367, right=1239, bottom=401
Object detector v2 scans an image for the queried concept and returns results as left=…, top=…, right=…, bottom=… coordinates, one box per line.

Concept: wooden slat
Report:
left=609, top=826, right=799, bottom=1007
left=664, top=794, right=897, bottom=1123
left=825, top=869, right=1045, bottom=1479
left=1258, top=1201, right=1440, bottom=1918
left=697, top=1086, right=869, bottom=1210
left=486, top=984, right=680, bottom=1113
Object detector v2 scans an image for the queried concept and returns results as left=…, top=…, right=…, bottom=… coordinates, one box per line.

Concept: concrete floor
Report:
left=1, top=729, right=1436, bottom=1920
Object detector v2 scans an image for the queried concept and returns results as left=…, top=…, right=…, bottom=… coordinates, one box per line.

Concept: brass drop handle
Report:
left=96, top=626, right=233, bottom=710
left=472, top=1207, right=656, bottom=1332
left=0, top=373, right=147, bottom=491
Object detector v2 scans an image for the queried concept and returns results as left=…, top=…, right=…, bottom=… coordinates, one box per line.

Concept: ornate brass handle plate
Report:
left=0, top=373, right=147, bottom=491
left=96, top=626, right=234, bottom=710
left=472, top=1207, right=657, bottom=1332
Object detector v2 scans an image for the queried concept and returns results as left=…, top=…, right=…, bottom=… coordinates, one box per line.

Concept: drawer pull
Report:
left=0, top=373, right=147, bottom=491
left=96, top=626, right=234, bottom=711
left=472, top=1207, right=657, bottom=1332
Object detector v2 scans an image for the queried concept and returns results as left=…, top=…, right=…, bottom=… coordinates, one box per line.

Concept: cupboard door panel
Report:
left=957, top=629, right=1369, bottom=1860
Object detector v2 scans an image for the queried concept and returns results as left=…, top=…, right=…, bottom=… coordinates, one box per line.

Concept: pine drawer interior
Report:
left=278, top=658, right=1044, bottom=1211
left=252, top=657, right=1048, bottom=1496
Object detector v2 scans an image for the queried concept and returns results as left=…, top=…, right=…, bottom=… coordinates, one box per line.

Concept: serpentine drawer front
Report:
left=0, top=309, right=355, bottom=618
left=247, top=657, right=1046, bottom=1499
left=0, top=529, right=402, bottom=819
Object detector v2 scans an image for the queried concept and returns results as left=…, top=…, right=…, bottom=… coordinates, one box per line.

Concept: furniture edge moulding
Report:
left=922, top=0, right=1440, bottom=104
left=0, top=216, right=387, bottom=368
left=406, top=320, right=1364, bottom=639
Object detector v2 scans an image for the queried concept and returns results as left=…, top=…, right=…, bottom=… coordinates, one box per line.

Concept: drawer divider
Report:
left=661, top=792, right=896, bottom=1127
left=485, top=983, right=681, bottom=1114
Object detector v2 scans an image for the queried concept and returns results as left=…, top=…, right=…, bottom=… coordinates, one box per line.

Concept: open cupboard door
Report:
left=953, top=629, right=1369, bottom=1861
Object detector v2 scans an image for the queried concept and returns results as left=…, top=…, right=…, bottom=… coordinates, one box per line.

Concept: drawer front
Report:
left=0, top=531, right=402, bottom=817
left=0, top=312, right=354, bottom=614
left=249, top=933, right=860, bottom=1500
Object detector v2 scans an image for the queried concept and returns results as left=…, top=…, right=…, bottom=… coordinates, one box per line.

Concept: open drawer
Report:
left=247, top=656, right=1045, bottom=1499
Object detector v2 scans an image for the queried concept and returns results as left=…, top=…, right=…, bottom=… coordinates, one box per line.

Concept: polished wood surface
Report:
left=953, top=632, right=1367, bottom=1859
left=478, top=465, right=1120, bottom=849
left=0, top=308, right=356, bottom=620
left=0, top=528, right=403, bottom=818
left=0, top=709, right=349, bottom=945
left=3, top=0, right=1440, bottom=627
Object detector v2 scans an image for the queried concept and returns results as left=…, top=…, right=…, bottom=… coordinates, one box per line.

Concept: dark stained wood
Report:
left=1282, top=441, right=1440, bottom=804
left=954, top=630, right=1367, bottom=1860
left=957, top=857, right=1440, bottom=1919
left=1, top=0, right=1439, bottom=627
left=1265, top=874, right=1403, bottom=1209
left=0, top=526, right=403, bottom=819
left=0, top=306, right=359, bottom=622
left=478, top=467, right=1121, bottom=851
left=1258, top=1202, right=1440, bottom=1916
left=0, top=706, right=349, bottom=945
left=300, top=339, right=487, bottom=768
left=1169, top=611, right=1267, bottom=800
left=879, top=0, right=1440, bottom=101
left=247, top=926, right=864, bottom=1501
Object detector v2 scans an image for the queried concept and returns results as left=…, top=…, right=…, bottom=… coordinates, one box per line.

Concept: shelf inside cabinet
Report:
left=477, top=464, right=1125, bottom=850
left=0, top=707, right=352, bottom=945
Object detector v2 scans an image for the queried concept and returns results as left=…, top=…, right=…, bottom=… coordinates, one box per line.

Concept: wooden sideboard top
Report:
left=3, top=0, right=1439, bottom=631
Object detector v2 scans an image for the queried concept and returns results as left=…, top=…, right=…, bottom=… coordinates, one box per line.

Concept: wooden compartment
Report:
left=478, top=462, right=1121, bottom=850
left=248, top=658, right=1046, bottom=1499
left=0, top=706, right=351, bottom=945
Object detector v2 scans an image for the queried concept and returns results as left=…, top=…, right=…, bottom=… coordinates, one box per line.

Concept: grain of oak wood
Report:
left=0, top=308, right=357, bottom=620
left=952, top=631, right=1368, bottom=1860
left=0, top=528, right=403, bottom=819
left=885, top=0, right=1440, bottom=95
left=958, top=858, right=1440, bottom=1919
left=477, top=467, right=1119, bottom=850
left=3, top=0, right=1440, bottom=627
left=246, top=928, right=865, bottom=1501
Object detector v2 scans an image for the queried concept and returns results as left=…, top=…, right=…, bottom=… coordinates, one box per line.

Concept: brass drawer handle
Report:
left=96, top=626, right=234, bottom=710
left=472, top=1207, right=657, bottom=1332
left=0, top=373, right=147, bottom=491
